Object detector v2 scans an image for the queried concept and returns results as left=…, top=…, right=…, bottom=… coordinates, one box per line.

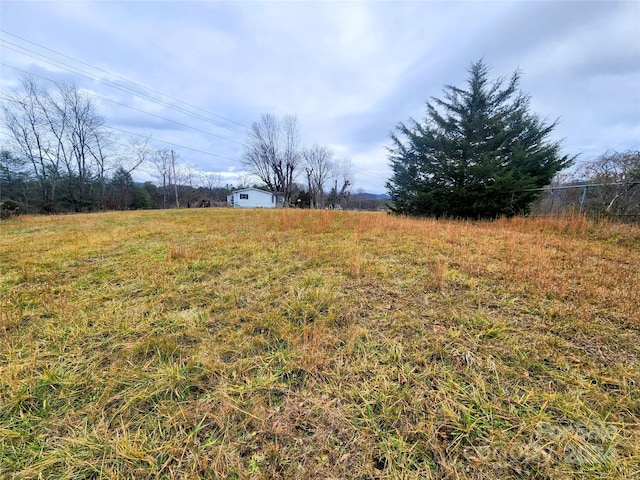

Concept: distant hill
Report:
left=350, top=192, right=390, bottom=200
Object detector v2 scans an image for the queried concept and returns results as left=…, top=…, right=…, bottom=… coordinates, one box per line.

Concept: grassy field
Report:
left=1, top=208, right=639, bottom=479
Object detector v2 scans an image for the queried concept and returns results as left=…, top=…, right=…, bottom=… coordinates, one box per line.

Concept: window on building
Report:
left=240, top=193, right=249, bottom=200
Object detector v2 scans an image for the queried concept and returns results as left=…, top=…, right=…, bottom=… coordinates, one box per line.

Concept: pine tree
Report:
left=386, top=60, right=574, bottom=218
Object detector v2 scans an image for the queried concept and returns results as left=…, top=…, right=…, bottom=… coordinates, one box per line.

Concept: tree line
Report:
left=4, top=62, right=636, bottom=220
left=1, top=77, right=359, bottom=216
left=2, top=77, right=115, bottom=213
left=0, top=76, right=169, bottom=214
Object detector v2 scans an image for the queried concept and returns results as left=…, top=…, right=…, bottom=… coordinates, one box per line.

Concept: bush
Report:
left=0, top=199, right=21, bottom=219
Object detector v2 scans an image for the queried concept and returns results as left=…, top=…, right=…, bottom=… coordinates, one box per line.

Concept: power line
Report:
left=94, top=93, right=245, bottom=146
left=0, top=40, right=248, bottom=135
left=1, top=62, right=245, bottom=146
left=0, top=29, right=248, bottom=131
left=353, top=169, right=389, bottom=181
left=104, top=126, right=239, bottom=162
left=0, top=41, right=247, bottom=135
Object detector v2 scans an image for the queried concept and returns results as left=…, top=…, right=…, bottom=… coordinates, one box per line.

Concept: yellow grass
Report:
left=1, top=209, right=639, bottom=479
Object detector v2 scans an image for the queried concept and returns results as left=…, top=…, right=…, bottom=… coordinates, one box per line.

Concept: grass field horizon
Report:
left=1, top=208, right=639, bottom=479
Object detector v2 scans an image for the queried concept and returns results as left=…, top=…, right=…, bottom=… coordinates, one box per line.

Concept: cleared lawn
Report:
left=1, top=209, right=639, bottom=479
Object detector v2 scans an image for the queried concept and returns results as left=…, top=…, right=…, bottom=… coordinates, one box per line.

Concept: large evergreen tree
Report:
left=387, top=60, right=574, bottom=218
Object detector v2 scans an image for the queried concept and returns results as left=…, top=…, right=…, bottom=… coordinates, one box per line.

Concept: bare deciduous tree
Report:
left=579, top=149, right=640, bottom=218
left=2, top=77, right=61, bottom=211
left=2, top=77, right=111, bottom=212
left=176, top=162, right=199, bottom=207
left=91, top=129, right=114, bottom=211
left=126, top=135, right=154, bottom=173
left=200, top=171, right=221, bottom=192
left=333, top=156, right=353, bottom=208
left=303, top=144, right=334, bottom=208
left=235, top=172, right=253, bottom=190
left=57, top=83, right=106, bottom=211
left=170, top=150, right=180, bottom=208
left=199, top=171, right=222, bottom=203
left=151, top=148, right=172, bottom=209
left=242, top=113, right=301, bottom=205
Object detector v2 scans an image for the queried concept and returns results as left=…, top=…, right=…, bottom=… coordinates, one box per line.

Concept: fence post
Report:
left=578, top=185, right=588, bottom=215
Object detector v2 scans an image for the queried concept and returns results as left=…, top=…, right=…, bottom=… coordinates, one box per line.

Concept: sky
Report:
left=1, top=0, right=639, bottom=194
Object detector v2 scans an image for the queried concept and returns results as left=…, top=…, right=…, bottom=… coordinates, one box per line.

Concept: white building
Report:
left=227, top=188, right=285, bottom=208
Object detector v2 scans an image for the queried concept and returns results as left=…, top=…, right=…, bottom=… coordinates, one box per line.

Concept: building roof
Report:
left=230, top=187, right=284, bottom=195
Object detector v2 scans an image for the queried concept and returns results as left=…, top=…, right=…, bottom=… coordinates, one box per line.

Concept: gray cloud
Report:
left=1, top=1, right=638, bottom=193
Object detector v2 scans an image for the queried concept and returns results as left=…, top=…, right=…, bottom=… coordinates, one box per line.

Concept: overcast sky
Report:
left=1, top=1, right=639, bottom=193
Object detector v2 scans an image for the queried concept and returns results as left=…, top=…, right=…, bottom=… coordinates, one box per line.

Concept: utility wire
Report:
left=0, top=41, right=247, bottom=135
left=105, top=126, right=238, bottom=162
left=0, top=29, right=248, bottom=131
left=1, top=62, right=245, bottom=146
left=0, top=40, right=247, bottom=135
left=94, top=93, right=245, bottom=146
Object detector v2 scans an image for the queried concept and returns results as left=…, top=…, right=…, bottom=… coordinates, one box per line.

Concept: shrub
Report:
left=0, top=199, right=21, bottom=219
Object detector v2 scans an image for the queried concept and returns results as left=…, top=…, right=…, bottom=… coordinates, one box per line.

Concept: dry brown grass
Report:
left=1, top=208, right=639, bottom=479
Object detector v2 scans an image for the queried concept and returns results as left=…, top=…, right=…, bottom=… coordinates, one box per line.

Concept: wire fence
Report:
left=519, top=182, right=640, bottom=221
